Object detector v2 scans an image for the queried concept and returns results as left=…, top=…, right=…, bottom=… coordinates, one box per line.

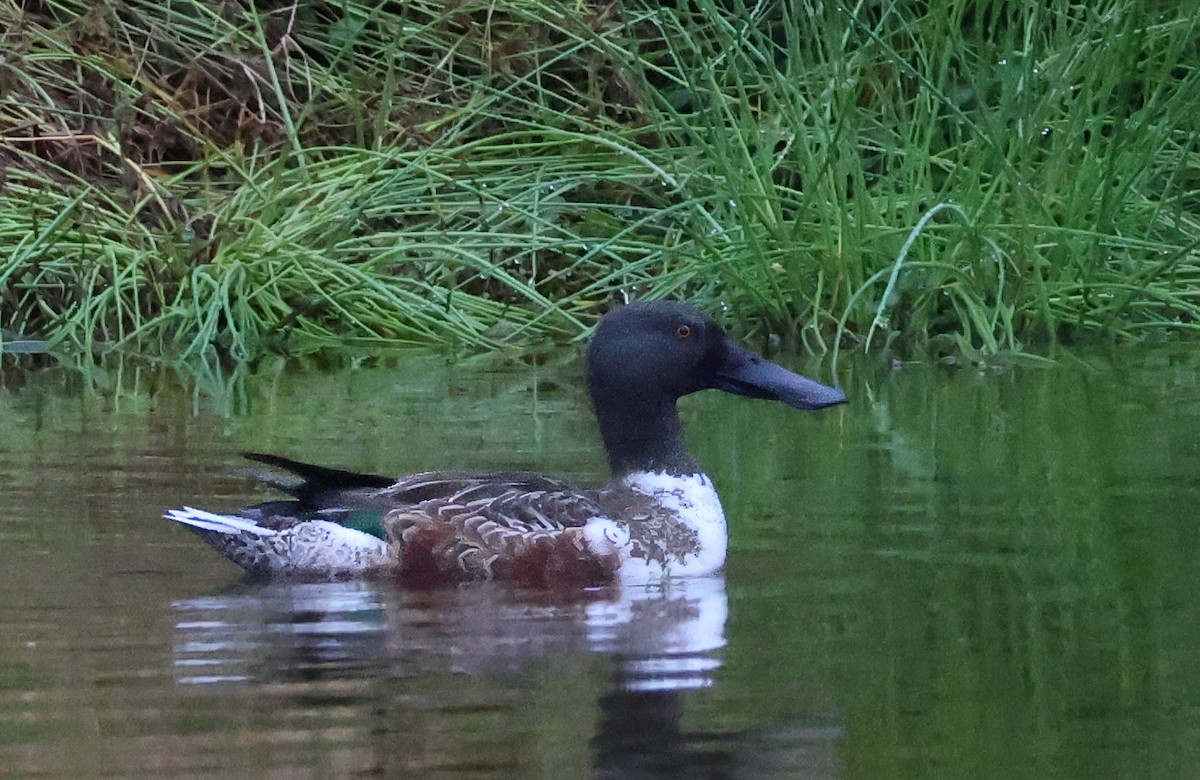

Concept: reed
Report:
left=1, top=0, right=1197, bottom=361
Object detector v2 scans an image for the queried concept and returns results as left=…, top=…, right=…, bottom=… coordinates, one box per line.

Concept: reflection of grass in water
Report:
left=700, top=352, right=1200, bottom=777
left=1, top=1, right=1197, bottom=360
left=0, top=346, right=606, bottom=484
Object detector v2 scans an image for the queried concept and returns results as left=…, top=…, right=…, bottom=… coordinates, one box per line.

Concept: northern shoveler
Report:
left=165, top=300, right=846, bottom=586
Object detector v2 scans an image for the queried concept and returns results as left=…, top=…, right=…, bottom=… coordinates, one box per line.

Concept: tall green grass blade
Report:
left=0, top=0, right=1195, bottom=362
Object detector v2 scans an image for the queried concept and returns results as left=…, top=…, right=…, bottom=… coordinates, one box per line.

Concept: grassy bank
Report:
left=2, top=0, right=1198, bottom=361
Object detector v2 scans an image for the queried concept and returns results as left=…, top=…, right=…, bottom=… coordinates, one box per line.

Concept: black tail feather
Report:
left=241, top=452, right=396, bottom=505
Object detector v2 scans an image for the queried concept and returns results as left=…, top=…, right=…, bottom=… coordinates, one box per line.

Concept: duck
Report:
left=165, top=300, right=846, bottom=586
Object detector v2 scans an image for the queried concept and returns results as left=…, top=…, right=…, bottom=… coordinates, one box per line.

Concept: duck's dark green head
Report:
left=585, top=300, right=845, bottom=475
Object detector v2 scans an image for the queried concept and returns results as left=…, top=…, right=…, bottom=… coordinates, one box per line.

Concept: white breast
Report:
left=583, top=471, right=728, bottom=584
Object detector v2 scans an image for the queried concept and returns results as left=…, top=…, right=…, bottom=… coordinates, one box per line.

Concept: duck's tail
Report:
left=164, top=506, right=392, bottom=579
left=164, top=507, right=282, bottom=577
left=240, top=452, right=396, bottom=505
left=165, top=507, right=273, bottom=536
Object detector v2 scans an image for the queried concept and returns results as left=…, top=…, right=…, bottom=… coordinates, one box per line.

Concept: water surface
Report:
left=2, top=347, right=1200, bottom=779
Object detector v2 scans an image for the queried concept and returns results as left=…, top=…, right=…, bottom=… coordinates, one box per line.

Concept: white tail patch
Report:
left=164, top=507, right=273, bottom=537
left=166, top=507, right=393, bottom=577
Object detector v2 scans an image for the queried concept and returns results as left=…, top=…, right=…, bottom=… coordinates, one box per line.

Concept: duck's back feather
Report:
left=239, top=455, right=619, bottom=585
left=382, top=484, right=617, bottom=586
left=229, top=456, right=711, bottom=585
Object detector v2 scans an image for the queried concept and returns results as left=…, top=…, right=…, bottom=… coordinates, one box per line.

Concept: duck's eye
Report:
left=676, top=325, right=692, bottom=339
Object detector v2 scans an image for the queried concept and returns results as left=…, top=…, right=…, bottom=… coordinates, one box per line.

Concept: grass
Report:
left=1, top=0, right=1198, bottom=362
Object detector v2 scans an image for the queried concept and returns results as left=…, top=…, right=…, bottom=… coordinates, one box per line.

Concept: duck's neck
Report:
left=592, top=394, right=700, bottom=477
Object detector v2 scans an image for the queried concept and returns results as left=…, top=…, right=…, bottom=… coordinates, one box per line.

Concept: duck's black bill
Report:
left=712, top=344, right=847, bottom=410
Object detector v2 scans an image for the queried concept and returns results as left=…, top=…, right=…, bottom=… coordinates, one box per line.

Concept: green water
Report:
left=2, top=347, right=1199, bottom=779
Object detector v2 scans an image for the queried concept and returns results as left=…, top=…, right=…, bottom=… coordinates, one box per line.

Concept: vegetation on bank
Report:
left=1, top=0, right=1197, bottom=361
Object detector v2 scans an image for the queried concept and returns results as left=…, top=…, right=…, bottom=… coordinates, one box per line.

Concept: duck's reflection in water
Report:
left=174, top=576, right=725, bottom=685
left=171, top=577, right=748, bottom=776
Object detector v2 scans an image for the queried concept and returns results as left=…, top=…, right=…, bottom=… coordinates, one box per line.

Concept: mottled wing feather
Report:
left=381, top=485, right=611, bottom=583
left=241, top=469, right=578, bottom=532
left=237, top=460, right=623, bottom=583
left=376, top=471, right=579, bottom=505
